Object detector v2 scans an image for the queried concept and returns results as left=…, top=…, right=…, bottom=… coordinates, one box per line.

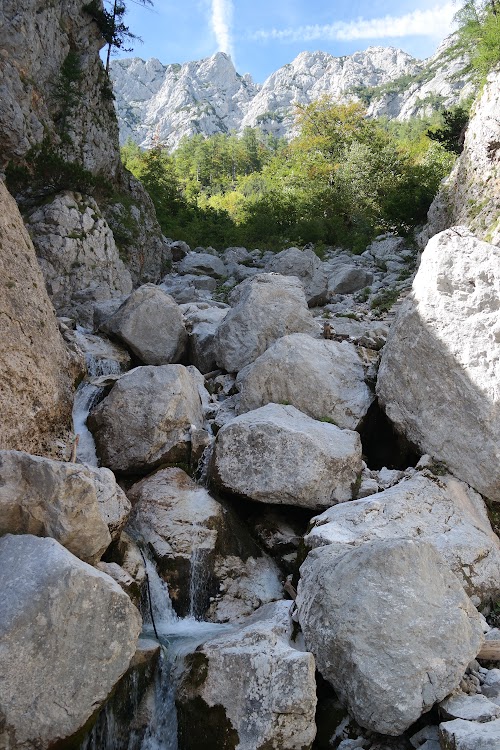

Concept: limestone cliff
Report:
left=0, top=180, right=74, bottom=455
left=0, top=0, right=168, bottom=303
left=421, top=68, right=500, bottom=247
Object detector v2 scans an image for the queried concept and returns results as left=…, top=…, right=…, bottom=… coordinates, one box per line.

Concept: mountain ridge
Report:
left=110, top=37, right=474, bottom=151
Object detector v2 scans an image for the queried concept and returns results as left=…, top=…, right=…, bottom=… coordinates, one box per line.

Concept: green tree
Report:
left=84, top=0, right=153, bottom=73
left=455, top=1, right=500, bottom=81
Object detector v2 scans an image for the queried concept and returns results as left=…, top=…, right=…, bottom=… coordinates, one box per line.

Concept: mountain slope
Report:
left=110, top=39, right=473, bottom=150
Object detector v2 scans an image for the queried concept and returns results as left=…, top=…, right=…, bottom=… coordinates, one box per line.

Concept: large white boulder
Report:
left=211, top=403, right=362, bottom=509
left=297, top=538, right=484, bottom=736
left=305, top=472, right=500, bottom=603
left=88, top=365, right=203, bottom=474
left=214, top=274, right=317, bottom=372
left=377, top=228, right=500, bottom=503
left=0, top=450, right=131, bottom=564
left=127, top=467, right=283, bottom=621
left=267, top=246, right=328, bottom=306
left=0, top=535, right=141, bottom=749
left=101, top=284, right=187, bottom=365
left=237, top=333, right=373, bottom=430
left=177, top=601, right=317, bottom=750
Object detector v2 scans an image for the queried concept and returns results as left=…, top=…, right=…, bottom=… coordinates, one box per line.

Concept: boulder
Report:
left=88, top=365, right=203, bottom=475
left=177, top=601, right=317, bottom=750
left=377, top=228, right=500, bottom=503
left=439, top=718, right=500, bottom=749
left=267, top=246, right=328, bottom=306
left=127, top=468, right=283, bottom=621
left=0, top=450, right=124, bottom=564
left=328, top=266, right=373, bottom=295
left=159, top=274, right=217, bottom=303
left=183, top=305, right=229, bottom=373
left=101, top=284, right=187, bottom=365
left=0, top=181, right=73, bottom=455
left=304, top=472, right=500, bottom=603
left=0, top=534, right=141, bottom=749
left=214, top=274, right=317, bottom=372
left=169, top=240, right=190, bottom=261
left=364, top=235, right=410, bottom=263
left=297, top=538, right=484, bottom=736
left=211, top=403, right=362, bottom=509
left=237, top=333, right=373, bottom=430
left=440, top=692, right=500, bottom=723
left=25, top=191, right=133, bottom=328
left=178, top=252, right=226, bottom=278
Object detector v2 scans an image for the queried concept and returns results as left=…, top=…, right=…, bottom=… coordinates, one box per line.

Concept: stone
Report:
left=365, top=235, right=410, bottom=263
left=88, top=464, right=131, bottom=541
left=127, top=468, right=283, bottom=621
left=0, top=181, right=74, bottom=455
left=328, top=266, right=374, bottom=295
left=96, top=561, right=140, bottom=606
left=211, top=403, right=363, bottom=509
left=237, top=333, right=373, bottom=430
left=93, top=296, right=129, bottom=329
left=297, top=538, right=484, bottom=736
left=267, top=246, right=329, bottom=306
left=0, top=534, right=141, bottom=749
left=439, top=718, right=500, bottom=749
left=0, top=450, right=117, bottom=564
left=178, top=252, right=226, bottom=278
left=26, top=192, right=133, bottom=328
left=440, top=692, right=500, bottom=723
left=377, top=228, right=500, bottom=503
left=304, top=473, right=500, bottom=604
left=170, top=240, right=190, bottom=261
left=88, top=365, right=203, bottom=475
left=101, top=284, right=187, bottom=365
left=214, top=274, right=317, bottom=372
left=183, top=305, right=229, bottom=374
left=177, top=601, right=317, bottom=750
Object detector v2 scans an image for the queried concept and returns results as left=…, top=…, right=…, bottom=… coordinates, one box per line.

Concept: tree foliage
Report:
left=84, top=0, right=153, bottom=72
left=121, top=103, right=456, bottom=251
left=455, top=1, right=500, bottom=81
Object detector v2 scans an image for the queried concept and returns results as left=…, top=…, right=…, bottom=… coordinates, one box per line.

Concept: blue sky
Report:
left=114, top=0, right=459, bottom=82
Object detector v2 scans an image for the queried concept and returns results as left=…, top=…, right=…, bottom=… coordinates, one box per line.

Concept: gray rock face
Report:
left=127, top=468, right=283, bottom=621
left=297, top=538, right=484, bottom=735
left=0, top=534, right=141, bottom=749
left=211, top=403, right=362, bottom=509
left=237, top=333, right=373, bottom=430
left=88, top=365, right=203, bottom=474
left=305, top=472, right=500, bottom=603
left=101, top=284, right=187, bottom=365
left=177, top=601, right=317, bottom=750
left=0, top=182, right=73, bottom=455
left=422, top=68, right=500, bottom=248
left=377, top=228, right=500, bottom=503
left=0, top=450, right=118, bottom=564
left=26, top=192, right=133, bottom=328
left=439, top=718, right=500, bottom=749
left=178, top=252, right=226, bottom=278
left=215, top=274, right=317, bottom=372
left=267, top=247, right=328, bottom=306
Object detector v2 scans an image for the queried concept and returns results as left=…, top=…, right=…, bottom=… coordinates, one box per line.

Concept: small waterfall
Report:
left=139, top=551, right=231, bottom=750
left=72, top=331, right=122, bottom=466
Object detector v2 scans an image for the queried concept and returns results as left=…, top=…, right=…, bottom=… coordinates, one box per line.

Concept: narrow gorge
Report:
left=1, top=3, right=500, bottom=750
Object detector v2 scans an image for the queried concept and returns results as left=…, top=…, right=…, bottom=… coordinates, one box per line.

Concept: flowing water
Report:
left=139, top=556, right=231, bottom=750
left=72, top=330, right=122, bottom=465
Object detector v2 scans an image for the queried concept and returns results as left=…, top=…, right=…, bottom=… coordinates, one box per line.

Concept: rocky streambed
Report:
left=2, top=229, right=500, bottom=750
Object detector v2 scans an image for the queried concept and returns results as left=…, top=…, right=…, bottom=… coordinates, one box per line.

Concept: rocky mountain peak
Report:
left=111, top=37, right=472, bottom=150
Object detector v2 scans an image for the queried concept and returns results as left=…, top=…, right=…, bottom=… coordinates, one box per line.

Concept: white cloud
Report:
left=251, top=4, right=456, bottom=43
left=211, top=0, right=234, bottom=58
